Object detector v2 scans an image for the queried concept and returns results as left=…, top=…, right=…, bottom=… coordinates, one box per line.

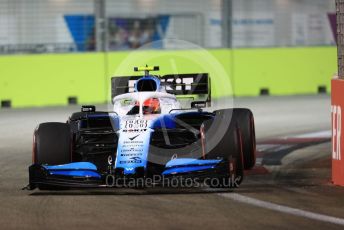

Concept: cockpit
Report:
left=113, top=92, right=181, bottom=116
left=127, top=98, right=161, bottom=115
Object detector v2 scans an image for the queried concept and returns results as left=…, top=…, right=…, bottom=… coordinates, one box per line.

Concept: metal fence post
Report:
left=94, top=0, right=107, bottom=52
left=222, top=0, right=233, bottom=48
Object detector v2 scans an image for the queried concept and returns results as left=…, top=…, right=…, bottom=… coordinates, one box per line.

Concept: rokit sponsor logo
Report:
left=122, top=128, right=148, bottom=133
left=332, top=105, right=342, bottom=160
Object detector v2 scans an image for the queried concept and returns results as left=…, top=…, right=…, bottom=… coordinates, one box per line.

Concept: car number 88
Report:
left=125, top=119, right=148, bottom=129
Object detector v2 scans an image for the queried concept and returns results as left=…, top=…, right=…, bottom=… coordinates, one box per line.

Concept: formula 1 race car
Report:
left=27, top=66, right=256, bottom=190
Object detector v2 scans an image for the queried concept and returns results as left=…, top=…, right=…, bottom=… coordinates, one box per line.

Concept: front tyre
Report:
left=234, top=109, right=256, bottom=170
left=203, top=109, right=244, bottom=188
left=33, top=122, right=71, bottom=165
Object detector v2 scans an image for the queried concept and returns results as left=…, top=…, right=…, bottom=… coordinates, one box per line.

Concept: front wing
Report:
left=27, top=159, right=232, bottom=190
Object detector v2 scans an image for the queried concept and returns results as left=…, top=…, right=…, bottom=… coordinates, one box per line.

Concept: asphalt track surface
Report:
left=1, top=95, right=344, bottom=230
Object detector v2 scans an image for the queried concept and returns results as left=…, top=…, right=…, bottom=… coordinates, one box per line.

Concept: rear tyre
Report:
left=33, top=122, right=71, bottom=165
left=233, top=109, right=256, bottom=170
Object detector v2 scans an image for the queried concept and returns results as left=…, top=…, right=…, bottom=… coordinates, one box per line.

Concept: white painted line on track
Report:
left=218, top=193, right=344, bottom=226
left=288, top=130, right=332, bottom=139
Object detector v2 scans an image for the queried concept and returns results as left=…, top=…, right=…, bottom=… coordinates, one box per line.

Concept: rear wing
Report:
left=111, top=73, right=211, bottom=105
left=111, top=76, right=140, bottom=99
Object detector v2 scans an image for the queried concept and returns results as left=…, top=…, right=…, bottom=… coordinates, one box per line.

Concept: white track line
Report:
left=218, top=193, right=344, bottom=226
left=288, top=130, right=332, bottom=139
left=220, top=130, right=336, bottom=224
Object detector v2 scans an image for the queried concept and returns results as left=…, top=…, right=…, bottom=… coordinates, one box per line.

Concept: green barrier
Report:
left=0, top=47, right=337, bottom=108
left=0, top=53, right=107, bottom=107
left=232, top=47, right=337, bottom=96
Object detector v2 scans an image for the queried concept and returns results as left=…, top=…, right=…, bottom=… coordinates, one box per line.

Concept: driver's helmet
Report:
left=136, top=98, right=161, bottom=114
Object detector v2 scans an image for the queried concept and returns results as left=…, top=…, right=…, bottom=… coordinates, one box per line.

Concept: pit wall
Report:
left=0, top=47, right=336, bottom=108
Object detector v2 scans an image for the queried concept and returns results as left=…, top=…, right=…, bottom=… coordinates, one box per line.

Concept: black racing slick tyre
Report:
left=33, top=122, right=71, bottom=165
left=233, top=109, right=256, bottom=170
left=203, top=109, right=244, bottom=188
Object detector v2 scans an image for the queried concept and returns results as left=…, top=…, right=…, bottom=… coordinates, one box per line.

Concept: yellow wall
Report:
left=0, top=47, right=337, bottom=107
left=232, top=47, right=336, bottom=96
left=0, top=53, right=106, bottom=107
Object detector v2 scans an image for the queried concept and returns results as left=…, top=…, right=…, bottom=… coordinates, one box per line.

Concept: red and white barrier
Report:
left=331, top=78, right=344, bottom=186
